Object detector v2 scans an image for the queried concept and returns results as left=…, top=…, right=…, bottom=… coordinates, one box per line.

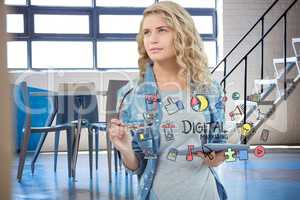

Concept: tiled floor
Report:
left=12, top=150, right=300, bottom=200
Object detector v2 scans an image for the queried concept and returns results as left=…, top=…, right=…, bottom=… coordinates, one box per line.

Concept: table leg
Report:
left=106, top=129, right=112, bottom=183
left=71, top=104, right=83, bottom=179
left=88, top=127, right=93, bottom=179
left=66, top=126, right=75, bottom=178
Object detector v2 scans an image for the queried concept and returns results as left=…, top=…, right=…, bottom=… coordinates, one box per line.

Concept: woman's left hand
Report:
left=195, top=151, right=226, bottom=167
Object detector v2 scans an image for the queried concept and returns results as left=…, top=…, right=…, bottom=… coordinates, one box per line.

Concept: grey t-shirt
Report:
left=151, top=90, right=219, bottom=200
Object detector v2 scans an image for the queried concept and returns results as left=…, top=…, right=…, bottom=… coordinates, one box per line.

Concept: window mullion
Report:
left=92, top=0, right=97, bottom=69
left=27, top=1, right=33, bottom=69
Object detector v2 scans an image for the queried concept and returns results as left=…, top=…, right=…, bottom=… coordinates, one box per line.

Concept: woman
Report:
left=109, top=1, right=227, bottom=200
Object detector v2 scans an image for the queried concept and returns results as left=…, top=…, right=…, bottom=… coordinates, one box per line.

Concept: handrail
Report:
left=211, top=0, right=280, bottom=74
left=220, top=0, right=298, bottom=85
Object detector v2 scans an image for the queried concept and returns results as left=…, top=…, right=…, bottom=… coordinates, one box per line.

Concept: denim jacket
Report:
left=116, top=63, right=228, bottom=200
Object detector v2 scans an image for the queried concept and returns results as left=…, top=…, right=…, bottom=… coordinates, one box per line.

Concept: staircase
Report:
left=211, top=0, right=300, bottom=144
left=234, top=44, right=299, bottom=144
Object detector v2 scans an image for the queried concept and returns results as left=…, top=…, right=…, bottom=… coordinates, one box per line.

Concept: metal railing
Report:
left=211, top=0, right=280, bottom=92
left=211, top=0, right=298, bottom=144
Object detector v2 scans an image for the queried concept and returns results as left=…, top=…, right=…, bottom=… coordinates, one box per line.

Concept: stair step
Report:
left=234, top=100, right=258, bottom=106
left=255, top=79, right=277, bottom=85
left=292, top=37, right=300, bottom=43
left=273, top=56, right=297, bottom=64
left=257, top=100, right=274, bottom=105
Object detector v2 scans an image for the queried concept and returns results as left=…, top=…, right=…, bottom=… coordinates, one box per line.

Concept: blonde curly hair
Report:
left=136, top=1, right=213, bottom=86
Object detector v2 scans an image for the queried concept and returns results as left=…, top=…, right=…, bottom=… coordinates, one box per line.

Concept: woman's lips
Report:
left=149, top=48, right=163, bottom=53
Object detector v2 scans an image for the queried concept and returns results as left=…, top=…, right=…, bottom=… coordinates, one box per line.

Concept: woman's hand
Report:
left=109, top=118, right=139, bottom=171
left=108, top=118, right=132, bottom=152
left=195, top=151, right=226, bottom=167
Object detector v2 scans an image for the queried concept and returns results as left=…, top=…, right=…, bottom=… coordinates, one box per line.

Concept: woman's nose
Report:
left=149, top=32, right=159, bottom=43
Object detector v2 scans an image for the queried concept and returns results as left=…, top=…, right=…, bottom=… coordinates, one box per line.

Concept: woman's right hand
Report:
left=109, top=118, right=139, bottom=171
left=108, top=118, right=132, bottom=152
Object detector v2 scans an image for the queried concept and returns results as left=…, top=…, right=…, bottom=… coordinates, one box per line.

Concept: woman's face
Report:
left=142, top=14, right=176, bottom=63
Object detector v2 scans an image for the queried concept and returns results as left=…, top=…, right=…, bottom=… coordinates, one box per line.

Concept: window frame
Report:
left=5, top=0, right=218, bottom=70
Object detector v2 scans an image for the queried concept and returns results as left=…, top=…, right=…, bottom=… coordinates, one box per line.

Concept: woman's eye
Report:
left=143, top=30, right=150, bottom=35
left=158, top=28, right=166, bottom=33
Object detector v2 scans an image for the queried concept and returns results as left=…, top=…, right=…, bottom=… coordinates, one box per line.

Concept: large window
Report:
left=5, top=0, right=218, bottom=70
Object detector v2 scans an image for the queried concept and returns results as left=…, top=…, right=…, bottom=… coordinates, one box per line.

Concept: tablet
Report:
left=177, top=143, right=249, bottom=155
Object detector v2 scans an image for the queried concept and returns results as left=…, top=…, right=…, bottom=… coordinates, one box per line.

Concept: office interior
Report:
left=1, top=0, right=300, bottom=199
